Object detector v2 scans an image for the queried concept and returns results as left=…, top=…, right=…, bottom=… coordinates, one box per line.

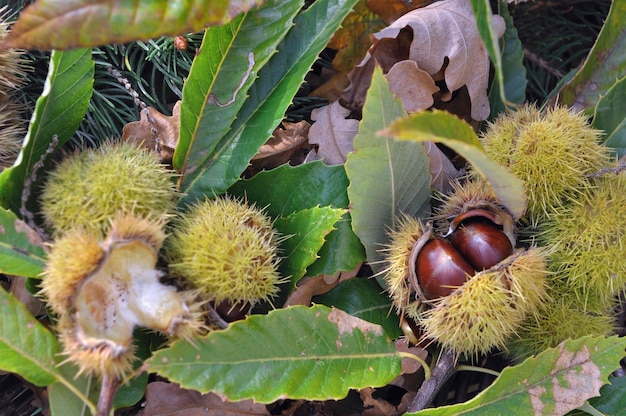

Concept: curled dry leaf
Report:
left=141, top=381, right=270, bottom=416
left=423, top=141, right=463, bottom=194
left=372, top=0, right=505, bottom=120
left=248, top=120, right=312, bottom=175
left=121, top=101, right=181, bottom=165
left=283, top=265, right=359, bottom=307
left=308, top=101, right=359, bottom=165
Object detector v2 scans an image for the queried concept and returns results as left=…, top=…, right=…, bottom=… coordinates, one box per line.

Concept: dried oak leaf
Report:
left=366, top=0, right=434, bottom=24
left=371, top=0, right=505, bottom=120
left=386, top=60, right=439, bottom=113
left=248, top=120, right=311, bottom=174
left=308, top=101, right=359, bottom=165
left=121, top=101, right=180, bottom=165
left=423, top=141, right=463, bottom=194
left=141, top=382, right=270, bottom=416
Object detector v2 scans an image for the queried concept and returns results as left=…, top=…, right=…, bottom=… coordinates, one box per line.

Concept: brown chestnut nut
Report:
left=449, top=221, right=513, bottom=270
left=416, top=238, right=475, bottom=299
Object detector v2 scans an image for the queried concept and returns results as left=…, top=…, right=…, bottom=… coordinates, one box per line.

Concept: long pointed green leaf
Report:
left=178, top=0, right=359, bottom=204
left=0, top=48, right=94, bottom=213
left=382, top=110, right=526, bottom=219
left=0, top=0, right=265, bottom=50
left=559, top=0, right=626, bottom=112
left=274, top=206, right=346, bottom=286
left=175, top=0, right=302, bottom=198
left=593, top=75, right=626, bottom=158
left=487, top=2, right=526, bottom=117
left=409, top=336, right=626, bottom=415
left=0, top=287, right=60, bottom=386
left=0, top=207, right=46, bottom=277
left=148, top=305, right=402, bottom=403
left=345, top=67, right=431, bottom=272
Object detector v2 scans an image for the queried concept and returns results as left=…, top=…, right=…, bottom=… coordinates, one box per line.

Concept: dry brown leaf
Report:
left=366, top=0, right=434, bottom=24
left=371, top=0, right=505, bottom=120
left=394, top=339, right=429, bottom=375
left=386, top=60, right=439, bottom=113
left=328, top=0, right=386, bottom=72
left=8, top=275, right=45, bottom=317
left=121, top=101, right=181, bottom=164
left=141, top=382, right=270, bottom=416
left=284, top=265, right=360, bottom=307
left=422, top=141, right=463, bottom=194
left=248, top=121, right=311, bottom=174
left=308, top=101, right=359, bottom=165
left=360, top=387, right=405, bottom=416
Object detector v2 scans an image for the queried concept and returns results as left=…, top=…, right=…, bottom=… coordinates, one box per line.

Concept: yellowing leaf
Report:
left=0, top=0, right=266, bottom=51
left=309, top=101, right=360, bottom=165
left=371, top=0, right=505, bottom=120
left=409, top=336, right=626, bottom=416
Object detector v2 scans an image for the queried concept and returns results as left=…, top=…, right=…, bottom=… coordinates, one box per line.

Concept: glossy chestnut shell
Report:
left=449, top=221, right=513, bottom=270
left=416, top=238, right=475, bottom=299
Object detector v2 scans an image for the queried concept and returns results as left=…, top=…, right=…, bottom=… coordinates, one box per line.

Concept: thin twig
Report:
left=587, top=164, right=626, bottom=179
left=107, top=67, right=162, bottom=154
left=20, top=135, right=58, bottom=242
left=96, top=373, right=121, bottom=416
left=407, top=349, right=457, bottom=412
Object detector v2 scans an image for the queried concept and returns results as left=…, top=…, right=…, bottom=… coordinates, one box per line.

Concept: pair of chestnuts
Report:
left=414, top=210, right=514, bottom=300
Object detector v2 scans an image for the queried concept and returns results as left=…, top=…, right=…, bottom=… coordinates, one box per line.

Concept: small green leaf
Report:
left=593, top=75, right=626, bottom=158
left=0, top=48, right=94, bottom=213
left=488, top=2, right=527, bottom=117
left=148, top=305, right=402, bottom=403
left=559, top=0, right=626, bottom=112
left=409, top=336, right=626, bottom=415
left=313, top=278, right=401, bottom=339
left=175, top=0, right=302, bottom=199
left=382, top=110, right=526, bottom=219
left=229, top=162, right=348, bottom=216
left=0, top=287, right=60, bottom=386
left=0, top=207, right=46, bottom=277
left=274, top=206, right=346, bottom=286
left=229, top=162, right=366, bottom=277
left=345, top=66, right=431, bottom=272
left=0, top=0, right=266, bottom=50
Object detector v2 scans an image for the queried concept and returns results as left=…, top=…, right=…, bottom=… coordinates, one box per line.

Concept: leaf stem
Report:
left=577, top=401, right=606, bottom=416
left=456, top=364, right=501, bottom=378
left=397, top=351, right=431, bottom=380
left=56, top=376, right=97, bottom=415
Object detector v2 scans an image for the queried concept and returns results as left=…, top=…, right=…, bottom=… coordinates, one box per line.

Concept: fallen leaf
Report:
left=283, top=265, right=359, bottom=307
left=360, top=387, right=405, bottom=416
left=141, top=382, right=270, bottom=416
left=248, top=121, right=312, bottom=175
left=371, top=0, right=505, bottom=120
left=328, top=0, right=386, bottom=72
left=121, top=101, right=181, bottom=165
left=366, top=0, right=434, bottom=24
left=386, top=60, right=439, bottom=113
left=394, top=339, right=428, bottom=375
left=422, top=141, right=463, bottom=194
left=308, top=101, right=360, bottom=165
left=8, top=275, right=45, bottom=317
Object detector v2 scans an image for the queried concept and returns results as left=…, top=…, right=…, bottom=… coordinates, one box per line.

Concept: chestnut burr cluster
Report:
left=415, top=211, right=513, bottom=300
left=383, top=178, right=549, bottom=358
left=383, top=104, right=625, bottom=360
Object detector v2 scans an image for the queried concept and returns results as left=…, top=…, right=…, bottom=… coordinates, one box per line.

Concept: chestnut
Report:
left=416, top=238, right=475, bottom=299
left=449, top=221, right=513, bottom=270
